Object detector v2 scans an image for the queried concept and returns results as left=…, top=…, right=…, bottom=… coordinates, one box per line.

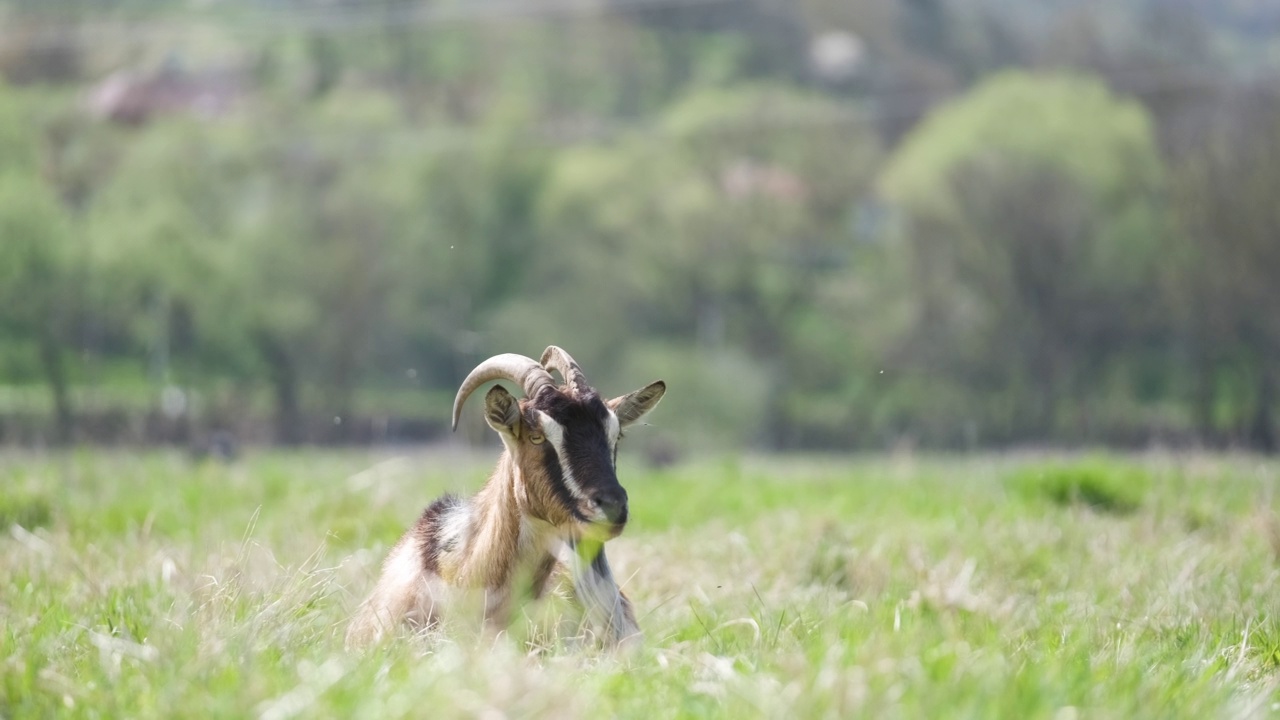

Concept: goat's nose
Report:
left=595, top=488, right=629, bottom=524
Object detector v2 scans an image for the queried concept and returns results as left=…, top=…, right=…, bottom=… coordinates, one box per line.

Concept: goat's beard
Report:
left=578, top=520, right=625, bottom=542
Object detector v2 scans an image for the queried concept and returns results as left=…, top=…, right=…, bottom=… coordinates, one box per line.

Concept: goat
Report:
left=346, top=346, right=666, bottom=649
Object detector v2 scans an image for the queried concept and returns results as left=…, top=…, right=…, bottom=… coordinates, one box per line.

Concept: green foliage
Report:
left=875, top=71, right=1169, bottom=444
left=882, top=72, right=1161, bottom=214
left=0, top=8, right=1276, bottom=450
left=1007, top=458, right=1149, bottom=514
left=1166, top=91, right=1280, bottom=448
left=527, top=84, right=881, bottom=447
left=0, top=173, right=72, bottom=322
left=0, top=489, right=52, bottom=529
left=0, top=82, right=39, bottom=172
left=618, top=342, right=772, bottom=449
left=0, top=81, right=79, bottom=438
left=0, top=83, right=73, bottom=330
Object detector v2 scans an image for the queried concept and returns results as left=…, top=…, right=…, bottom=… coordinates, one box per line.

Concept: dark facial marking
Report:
left=538, top=390, right=621, bottom=500
left=540, top=444, right=589, bottom=522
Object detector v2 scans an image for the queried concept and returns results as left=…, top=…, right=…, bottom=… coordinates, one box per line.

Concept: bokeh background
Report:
left=0, top=0, right=1278, bottom=454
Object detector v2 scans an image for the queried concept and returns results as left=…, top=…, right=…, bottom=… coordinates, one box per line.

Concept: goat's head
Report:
left=451, top=346, right=665, bottom=539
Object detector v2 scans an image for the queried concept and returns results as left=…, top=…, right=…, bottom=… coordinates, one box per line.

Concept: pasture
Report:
left=2, top=449, right=1279, bottom=718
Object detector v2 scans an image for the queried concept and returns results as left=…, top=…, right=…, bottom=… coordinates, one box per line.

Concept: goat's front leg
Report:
left=529, top=553, right=559, bottom=601
left=563, top=539, right=641, bottom=649
left=483, top=585, right=512, bottom=635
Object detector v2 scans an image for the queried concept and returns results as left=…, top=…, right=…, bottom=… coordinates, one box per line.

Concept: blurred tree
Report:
left=225, top=96, right=413, bottom=443
left=529, top=84, right=882, bottom=448
left=0, top=83, right=78, bottom=441
left=82, top=85, right=549, bottom=443
left=372, top=101, right=551, bottom=409
left=621, top=0, right=811, bottom=83
left=1039, top=1, right=1219, bottom=155
left=878, top=71, right=1166, bottom=443
left=0, top=16, right=83, bottom=85
left=5, top=0, right=1280, bottom=452
left=88, top=119, right=249, bottom=388
left=1168, top=87, right=1280, bottom=451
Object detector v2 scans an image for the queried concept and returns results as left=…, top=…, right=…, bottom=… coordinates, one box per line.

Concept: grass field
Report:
left=2, top=449, right=1280, bottom=718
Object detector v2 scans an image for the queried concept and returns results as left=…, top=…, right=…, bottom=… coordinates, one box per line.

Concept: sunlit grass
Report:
left=2, top=449, right=1279, bottom=718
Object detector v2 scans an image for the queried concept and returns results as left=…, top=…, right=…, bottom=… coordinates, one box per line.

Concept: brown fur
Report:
left=346, top=411, right=605, bottom=646
left=347, top=364, right=662, bottom=650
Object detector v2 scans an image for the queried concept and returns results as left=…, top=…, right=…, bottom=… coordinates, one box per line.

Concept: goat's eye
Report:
left=529, top=433, right=545, bottom=445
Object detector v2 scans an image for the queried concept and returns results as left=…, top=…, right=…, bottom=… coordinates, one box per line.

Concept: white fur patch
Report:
left=607, top=410, right=620, bottom=451
left=438, top=502, right=473, bottom=551
left=382, top=536, right=425, bottom=590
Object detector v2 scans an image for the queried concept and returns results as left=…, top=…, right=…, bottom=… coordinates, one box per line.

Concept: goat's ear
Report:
left=484, top=385, right=523, bottom=438
left=609, top=380, right=666, bottom=428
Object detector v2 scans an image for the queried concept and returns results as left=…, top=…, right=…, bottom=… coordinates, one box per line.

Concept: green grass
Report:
left=1006, top=457, right=1150, bottom=514
left=2, top=449, right=1279, bottom=718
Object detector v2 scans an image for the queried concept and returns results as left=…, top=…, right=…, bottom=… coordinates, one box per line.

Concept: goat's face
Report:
left=482, top=379, right=665, bottom=538
left=455, top=348, right=664, bottom=538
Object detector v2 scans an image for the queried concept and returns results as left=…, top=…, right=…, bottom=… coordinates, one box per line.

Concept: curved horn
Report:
left=451, top=354, right=555, bottom=431
left=540, top=346, right=590, bottom=396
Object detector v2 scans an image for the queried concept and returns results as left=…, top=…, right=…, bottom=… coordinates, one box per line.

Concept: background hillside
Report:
left=2, top=0, right=1279, bottom=452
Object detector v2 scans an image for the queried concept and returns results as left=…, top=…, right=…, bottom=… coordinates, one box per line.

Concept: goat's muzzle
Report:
left=585, top=486, right=628, bottom=539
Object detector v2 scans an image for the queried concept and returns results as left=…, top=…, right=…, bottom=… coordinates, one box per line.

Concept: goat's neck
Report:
left=457, top=450, right=523, bottom=588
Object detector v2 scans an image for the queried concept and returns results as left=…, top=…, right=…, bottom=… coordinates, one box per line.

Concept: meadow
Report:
left=2, top=448, right=1279, bottom=718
